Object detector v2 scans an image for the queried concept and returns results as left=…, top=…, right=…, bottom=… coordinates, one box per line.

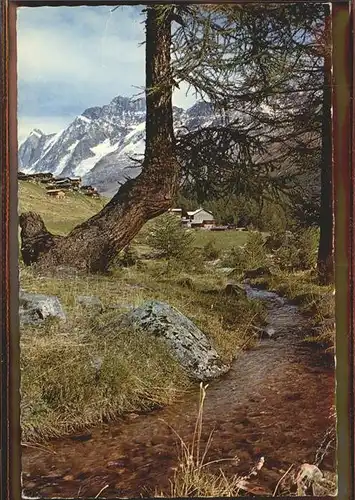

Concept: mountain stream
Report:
left=22, top=286, right=335, bottom=498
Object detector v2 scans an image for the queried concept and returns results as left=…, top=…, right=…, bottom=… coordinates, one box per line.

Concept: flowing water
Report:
left=22, top=287, right=335, bottom=498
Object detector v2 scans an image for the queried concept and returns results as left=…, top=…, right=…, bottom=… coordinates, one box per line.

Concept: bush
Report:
left=276, top=228, right=319, bottom=271
left=221, top=246, right=246, bottom=271
left=259, top=201, right=288, bottom=234
left=116, top=246, right=138, bottom=267
left=244, top=231, right=267, bottom=266
left=202, top=241, right=221, bottom=261
left=147, top=214, right=195, bottom=262
left=265, top=231, right=287, bottom=251
left=297, top=228, right=319, bottom=269
left=222, top=231, right=267, bottom=273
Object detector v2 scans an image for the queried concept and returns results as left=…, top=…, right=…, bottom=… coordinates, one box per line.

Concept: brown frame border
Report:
left=0, top=1, right=353, bottom=499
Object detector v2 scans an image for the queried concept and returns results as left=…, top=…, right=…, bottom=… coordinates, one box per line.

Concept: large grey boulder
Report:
left=124, top=300, right=229, bottom=381
left=19, top=291, right=66, bottom=325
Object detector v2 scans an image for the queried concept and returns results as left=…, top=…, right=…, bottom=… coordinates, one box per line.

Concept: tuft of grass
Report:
left=157, top=384, right=265, bottom=498
left=249, top=269, right=331, bottom=301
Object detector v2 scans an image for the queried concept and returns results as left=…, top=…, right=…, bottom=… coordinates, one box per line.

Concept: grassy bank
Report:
left=247, top=270, right=335, bottom=350
left=18, top=180, right=106, bottom=235
left=18, top=181, right=251, bottom=249
left=19, top=181, right=267, bottom=442
left=20, top=260, right=264, bottom=442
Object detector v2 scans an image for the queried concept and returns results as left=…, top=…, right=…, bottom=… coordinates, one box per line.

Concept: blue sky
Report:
left=17, top=6, right=197, bottom=143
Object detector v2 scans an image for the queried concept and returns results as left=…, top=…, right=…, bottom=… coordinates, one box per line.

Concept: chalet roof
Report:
left=54, top=177, right=71, bottom=182
left=187, top=207, right=214, bottom=217
left=30, top=172, right=53, bottom=177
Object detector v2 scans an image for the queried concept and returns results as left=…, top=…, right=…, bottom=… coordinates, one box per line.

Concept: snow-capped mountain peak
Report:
left=18, top=94, right=219, bottom=196
left=30, top=128, right=45, bottom=138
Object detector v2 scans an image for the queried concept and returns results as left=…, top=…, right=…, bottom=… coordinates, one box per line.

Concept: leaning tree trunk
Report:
left=20, top=6, right=179, bottom=273
left=317, top=6, right=334, bottom=285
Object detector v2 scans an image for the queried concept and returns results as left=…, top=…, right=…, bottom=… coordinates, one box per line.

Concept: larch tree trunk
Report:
left=20, top=7, right=179, bottom=273
left=317, top=6, right=334, bottom=285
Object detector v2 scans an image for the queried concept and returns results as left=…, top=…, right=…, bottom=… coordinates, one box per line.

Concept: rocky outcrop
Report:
left=252, top=325, right=276, bottom=339
left=19, top=290, right=66, bottom=325
left=124, top=300, right=229, bottom=381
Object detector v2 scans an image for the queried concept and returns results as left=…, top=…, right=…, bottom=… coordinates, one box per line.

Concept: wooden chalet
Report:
left=18, top=169, right=99, bottom=197
left=84, top=187, right=100, bottom=198
left=51, top=177, right=82, bottom=191
left=46, top=189, right=66, bottom=199
left=79, top=184, right=99, bottom=197
left=18, top=172, right=54, bottom=182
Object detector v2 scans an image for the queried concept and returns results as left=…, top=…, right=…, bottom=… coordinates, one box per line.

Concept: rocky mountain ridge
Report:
left=19, top=96, right=220, bottom=196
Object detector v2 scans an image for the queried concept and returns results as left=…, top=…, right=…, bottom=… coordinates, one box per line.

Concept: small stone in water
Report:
left=24, top=481, right=37, bottom=489
left=63, top=475, right=74, bottom=481
left=266, top=327, right=275, bottom=337
left=107, top=459, right=126, bottom=468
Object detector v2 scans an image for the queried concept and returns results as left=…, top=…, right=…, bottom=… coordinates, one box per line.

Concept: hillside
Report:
left=18, top=180, right=106, bottom=235
left=18, top=180, right=250, bottom=251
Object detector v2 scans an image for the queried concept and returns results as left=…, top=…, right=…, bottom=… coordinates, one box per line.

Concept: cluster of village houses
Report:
left=18, top=172, right=100, bottom=199
left=18, top=172, right=245, bottom=231
left=168, top=207, right=247, bottom=231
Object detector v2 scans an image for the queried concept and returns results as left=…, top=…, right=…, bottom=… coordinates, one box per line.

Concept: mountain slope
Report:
left=18, top=180, right=106, bottom=235
left=19, top=96, right=222, bottom=197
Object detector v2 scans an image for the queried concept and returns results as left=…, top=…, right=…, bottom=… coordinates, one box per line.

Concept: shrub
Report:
left=296, top=228, right=319, bottom=270
left=116, top=245, right=138, bottom=267
left=265, top=231, right=287, bottom=251
left=244, top=231, right=267, bottom=267
left=259, top=202, right=288, bottom=234
left=203, top=241, right=221, bottom=261
left=147, top=214, right=195, bottom=262
left=276, top=228, right=319, bottom=271
left=221, top=246, right=245, bottom=271
left=222, top=232, right=267, bottom=273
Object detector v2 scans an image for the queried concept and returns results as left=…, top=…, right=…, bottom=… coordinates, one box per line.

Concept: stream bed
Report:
left=22, top=286, right=335, bottom=498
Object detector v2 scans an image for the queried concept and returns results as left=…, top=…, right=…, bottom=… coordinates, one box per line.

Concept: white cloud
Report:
left=17, top=6, right=198, bottom=141
left=17, top=6, right=145, bottom=92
